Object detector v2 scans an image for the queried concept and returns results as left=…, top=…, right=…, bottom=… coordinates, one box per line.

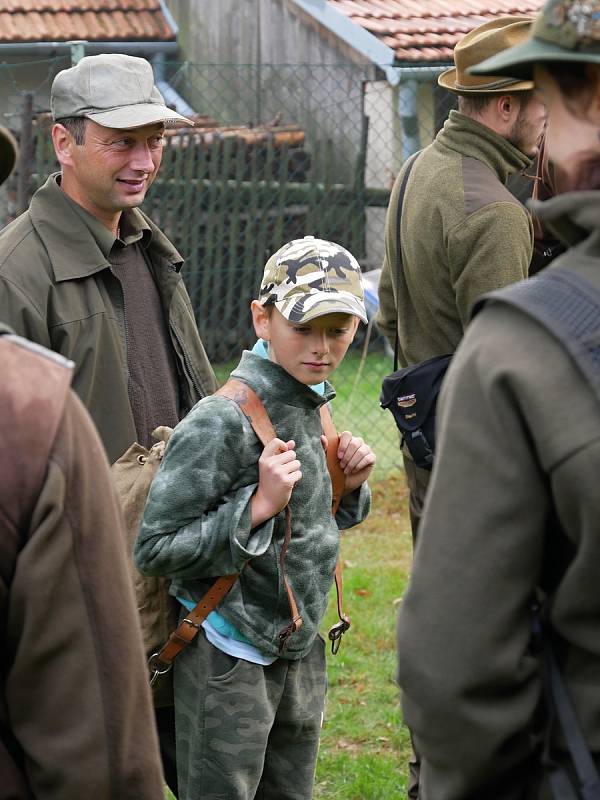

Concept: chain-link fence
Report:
left=0, top=56, right=463, bottom=475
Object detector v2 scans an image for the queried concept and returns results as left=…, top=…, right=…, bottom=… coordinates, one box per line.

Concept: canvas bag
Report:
left=110, top=426, right=178, bottom=706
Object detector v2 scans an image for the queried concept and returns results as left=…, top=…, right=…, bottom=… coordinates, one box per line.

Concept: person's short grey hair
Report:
left=55, top=117, right=87, bottom=145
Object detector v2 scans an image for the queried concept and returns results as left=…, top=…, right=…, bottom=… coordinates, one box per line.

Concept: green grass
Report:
left=165, top=475, right=412, bottom=800
left=313, top=475, right=412, bottom=799
left=214, top=350, right=401, bottom=478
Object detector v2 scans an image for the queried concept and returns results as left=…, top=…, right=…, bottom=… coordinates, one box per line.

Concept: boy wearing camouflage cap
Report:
left=135, top=236, right=375, bottom=799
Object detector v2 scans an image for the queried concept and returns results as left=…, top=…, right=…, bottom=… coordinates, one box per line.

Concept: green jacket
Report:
left=0, top=175, right=217, bottom=464
left=396, top=191, right=600, bottom=798
left=135, top=351, right=371, bottom=659
left=377, top=111, right=533, bottom=365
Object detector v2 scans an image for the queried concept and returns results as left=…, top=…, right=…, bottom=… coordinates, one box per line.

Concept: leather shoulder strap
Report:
left=319, top=403, right=345, bottom=515
left=318, top=402, right=351, bottom=653
left=216, top=378, right=276, bottom=446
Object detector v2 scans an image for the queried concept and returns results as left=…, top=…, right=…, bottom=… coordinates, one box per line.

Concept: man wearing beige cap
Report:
left=0, top=54, right=218, bottom=795
left=376, top=16, right=546, bottom=798
left=0, top=126, right=165, bottom=799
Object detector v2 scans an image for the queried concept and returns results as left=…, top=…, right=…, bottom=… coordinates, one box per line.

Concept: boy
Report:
left=135, top=236, right=375, bottom=800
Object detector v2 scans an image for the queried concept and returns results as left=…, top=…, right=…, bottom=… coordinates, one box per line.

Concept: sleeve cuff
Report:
left=230, top=484, right=276, bottom=565
left=335, top=482, right=371, bottom=530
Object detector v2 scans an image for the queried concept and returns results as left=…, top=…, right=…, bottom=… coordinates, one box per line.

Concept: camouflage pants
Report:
left=174, top=630, right=327, bottom=800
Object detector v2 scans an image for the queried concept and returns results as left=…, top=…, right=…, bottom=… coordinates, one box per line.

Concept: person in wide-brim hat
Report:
left=438, top=16, right=535, bottom=93
left=0, top=126, right=17, bottom=187
left=397, top=3, right=600, bottom=800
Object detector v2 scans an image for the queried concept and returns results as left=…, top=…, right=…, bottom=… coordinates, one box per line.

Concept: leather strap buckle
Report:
left=148, top=652, right=172, bottom=687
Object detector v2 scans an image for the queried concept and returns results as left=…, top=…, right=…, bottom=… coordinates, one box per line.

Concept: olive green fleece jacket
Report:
left=377, top=111, right=533, bottom=366
left=0, top=174, right=217, bottom=464
left=396, top=191, right=600, bottom=799
left=135, top=351, right=371, bottom=659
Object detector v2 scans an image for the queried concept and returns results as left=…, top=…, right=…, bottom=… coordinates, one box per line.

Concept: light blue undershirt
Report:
left=177, top=339, right=325, bottom=665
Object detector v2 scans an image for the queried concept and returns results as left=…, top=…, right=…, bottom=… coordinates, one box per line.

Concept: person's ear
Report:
left=251, top=300, right=271, bottom=340
left=496, top=94, right=516, bottom=123
left=52, top=123, right=76, bottom=168
left=347, top=316, right=360, bottom=341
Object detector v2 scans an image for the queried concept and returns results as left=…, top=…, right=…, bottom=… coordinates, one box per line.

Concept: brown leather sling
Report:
left=148, top=378, right=351, bottom=685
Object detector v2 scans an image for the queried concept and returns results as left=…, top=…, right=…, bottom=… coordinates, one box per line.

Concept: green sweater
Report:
left=377, top=111, right=533, bottom=366
left=135, top=351, right=371, bottom=659
left=396, top=191, right=600, bottom=798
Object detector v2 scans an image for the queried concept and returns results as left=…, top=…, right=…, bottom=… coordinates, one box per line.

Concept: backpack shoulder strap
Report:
left=393, top=150, right=420, bottom=371
left=216, top=378, right=277, bottom=446
left=319, top=403, right=345, bottom=514
left=473, top=266, right=600, bottom=400
left=319, top=402, right=351, bottom=653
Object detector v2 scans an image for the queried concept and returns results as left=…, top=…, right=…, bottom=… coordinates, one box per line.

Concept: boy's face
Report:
left=251, top=304, right=359, bottom=385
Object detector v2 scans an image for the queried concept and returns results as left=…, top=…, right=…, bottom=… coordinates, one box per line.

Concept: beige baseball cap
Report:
left=51, top=53, right=192, bottom=129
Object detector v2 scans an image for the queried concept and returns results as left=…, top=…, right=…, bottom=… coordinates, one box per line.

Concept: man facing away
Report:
left=0, top=53, right=218, bottom=795
left=376, top=16, right=546, bottom=798
left=0, top=126, right=164, bottom=800
left=377, top=17, right=546, bottom=544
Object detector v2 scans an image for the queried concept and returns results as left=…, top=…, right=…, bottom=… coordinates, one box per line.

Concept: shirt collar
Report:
left=28, top=174, right=154, bottom=282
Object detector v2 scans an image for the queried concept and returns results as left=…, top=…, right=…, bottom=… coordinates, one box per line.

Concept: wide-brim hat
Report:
left=439, top=16, right=535, bottom=93
left=469, top=0, right=600, bottom=81
left=0, top=126, right=18, bottom=186
left=259, top=236, right=368, bottom=324
left=51, top=53, right=193, bottom=129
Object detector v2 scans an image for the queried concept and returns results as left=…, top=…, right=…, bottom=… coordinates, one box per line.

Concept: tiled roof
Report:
left=329, top=0, right=545, bottom=63
left=0, top=0, right=175, bottom=44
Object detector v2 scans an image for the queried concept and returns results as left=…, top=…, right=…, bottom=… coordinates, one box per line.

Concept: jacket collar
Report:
left=231, top=351, right=336, bottom=410
left=529, top=191, right=600, bottom=252
left=437, top=110, right=532, bottom=183
left=28, top=174, right=184, bottom=283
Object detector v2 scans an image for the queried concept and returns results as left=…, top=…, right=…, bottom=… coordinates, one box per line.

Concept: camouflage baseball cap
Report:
left=51, top=54, right=192, bottom=129
left=469, top=0, right=600, bottom=80
left=258, top=236, right=367, bottom=324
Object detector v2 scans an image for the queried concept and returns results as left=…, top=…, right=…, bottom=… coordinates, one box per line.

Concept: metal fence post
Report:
left=16, top=92, right=34, bottom=215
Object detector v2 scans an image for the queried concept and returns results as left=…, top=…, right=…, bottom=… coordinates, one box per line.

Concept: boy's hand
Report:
left=337, top=431, right=376, bottom=494
left=251, top=439, right=302, bottom=527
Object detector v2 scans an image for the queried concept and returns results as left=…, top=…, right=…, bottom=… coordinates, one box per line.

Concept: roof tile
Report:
left=330, top=0, right=544, bottom=61
left=0, top=0, right=174, bottom=43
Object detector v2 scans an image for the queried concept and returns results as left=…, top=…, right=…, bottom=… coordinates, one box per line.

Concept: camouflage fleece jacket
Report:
left=134, top=351, right=371, bottom=659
